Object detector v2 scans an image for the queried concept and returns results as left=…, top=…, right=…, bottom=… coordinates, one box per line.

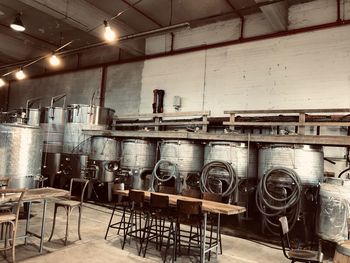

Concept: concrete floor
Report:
left=0, top=201, right=297, bottom=263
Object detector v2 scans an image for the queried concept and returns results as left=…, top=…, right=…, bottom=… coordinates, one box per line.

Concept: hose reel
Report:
left=148, top=159, right=181, bottom=193
left=255, top=166, right=302, bottom=234
left=200, top=160, right=238, bottom=199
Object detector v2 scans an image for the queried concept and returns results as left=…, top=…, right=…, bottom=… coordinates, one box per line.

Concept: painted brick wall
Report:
left=140, top=0, right=350, bottom=116
left=8, top=68, right=102, bottom=109
left=104, top=62, right=143, bottom=115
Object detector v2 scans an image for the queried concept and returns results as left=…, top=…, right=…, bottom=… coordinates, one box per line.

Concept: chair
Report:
left=48, top=178, right=89, bottom=245
left=121, top=190, right=146, bottom=251
left=141, top=193, right=173, bottom=258
left=164, top=200, right=204, bottom=262
left=104, top=195, right=130, bottom=239
left=279, top=216, right=323, bottom=263
left=182, top=188, right=201, bottom=199
left=0, top=188, right=25, bottom=263
left=158, top=185, right=176, bottom=195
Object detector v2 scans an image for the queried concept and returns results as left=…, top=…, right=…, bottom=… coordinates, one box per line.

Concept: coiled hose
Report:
left=200, top=160, right=238, bottom=197
left=148, top=159, right=180, bottom=193
left=255, top=167, right=302, bottom=234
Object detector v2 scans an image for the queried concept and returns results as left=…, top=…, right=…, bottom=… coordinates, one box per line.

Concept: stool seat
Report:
left=0, top=212, right=16, bottom=223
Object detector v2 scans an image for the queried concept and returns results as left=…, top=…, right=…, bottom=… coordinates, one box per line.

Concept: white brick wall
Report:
left=140, top=0, right=350, bottom=116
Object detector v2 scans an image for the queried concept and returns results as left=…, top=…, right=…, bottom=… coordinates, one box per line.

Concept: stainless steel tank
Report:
left=258, top=144, right=324, bottom=185
left=67, top=104, right=114, bottom=125
left=27, top=108, right=41, bottom=126
left=0, top=124, right=42, bottom=188
left=63, top=104, right=114, bottom=154
left=90, top=137, right=120, bottom=161
left=204, top=142, right=257, bottom=178
left=160, top=140, right=204, bottom=174
left=41, top=107, right=66, bottom=153
left=63, top=123, right=107, bottom=154
left=318, top=178, right=350, bottom=242
left=120, top=139, right=156, bottom=170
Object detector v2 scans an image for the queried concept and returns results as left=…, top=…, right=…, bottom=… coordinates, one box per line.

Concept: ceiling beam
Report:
left=120, top=0, right=163, bottom=27
left=19, top=0, right=145, bottom=55
left=255, top=0, right=288, bottom=31
left=0, top=32, right=46, bottom=60
left=0, top=23, right=59, bottom=51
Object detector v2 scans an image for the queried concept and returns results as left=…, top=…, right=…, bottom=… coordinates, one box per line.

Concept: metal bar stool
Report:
left=141, top=193, right=176, bottom=258
left=104, top=195, right=130, bottom=239
left=164, top=199, right=204, bottom=262
left=121, top=190, right=146, bottom=251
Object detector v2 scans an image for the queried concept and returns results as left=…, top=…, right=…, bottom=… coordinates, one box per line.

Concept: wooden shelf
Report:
left=83, top=129, right=350, bottom=147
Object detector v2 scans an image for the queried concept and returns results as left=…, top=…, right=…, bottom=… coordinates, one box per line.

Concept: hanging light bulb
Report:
left=10, top=14, right=25, bottom=32
left=0, top=78, right=5, bottom=87
left=49, top=53, right=60, bottom=66
left=15, top=68, right=26, bottom=80
left=103, top=20, right=116, bottom=42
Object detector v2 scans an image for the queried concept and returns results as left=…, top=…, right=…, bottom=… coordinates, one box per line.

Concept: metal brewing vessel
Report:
left=90, top=137, right=120, bottom=161
left=27, top=108, right=41, bottom=126
left=258, top=144, right=324, bottom=185
left=41, top=107, right=66, bottom=153
left=120, top=139, right=156, bottom=170
left=160, top=140, right=204, bottom=174
left=318, top=178, right=350, bottom=242
left=63, top=104, right=115, bottom=154
left=204, top=142, right=257, bottom=178
left=0, top=124, right=42, bottom=188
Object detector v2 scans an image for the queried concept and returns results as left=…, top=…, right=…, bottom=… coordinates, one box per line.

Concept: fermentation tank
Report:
left=0, top=124, right=42, bottom=188
left=41, top=106, right=66, bottom=187
left=318, top=178, right=350, bottom=243
left=258, top=144, right=324, bottom=185
left=63, top=104, right=114, bottom=154
left=257, top=144, right=324, bottom=235
left=204, top=142, right=257, bottom=178
left=204, top=141, right=258, bottom=213
left=160, top=140, right=204, bottom=190
left=119, top=139, right=156, bottom=189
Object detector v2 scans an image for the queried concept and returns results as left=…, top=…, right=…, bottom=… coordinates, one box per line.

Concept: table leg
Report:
left=39, top=200, right=47, bottom=253
left=25, top=201, right=32, bottom=246
left=201, top=212, right=207, bottom=263
left=217, top=213, right=221, bottom=255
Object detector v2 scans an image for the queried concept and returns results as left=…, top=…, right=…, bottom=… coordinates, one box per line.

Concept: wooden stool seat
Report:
left=0, top=213, right=16, bottom=222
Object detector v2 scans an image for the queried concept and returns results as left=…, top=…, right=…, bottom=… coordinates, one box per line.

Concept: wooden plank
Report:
left=224, top=108, right=350, bottom=114
left=114, top=189, right=246, bottom=215
left=299, top=113, right=306, bottom=135
left=82, top=129, right=350, bottom=146
left=114, top=110, right=211, bottom=120
left=223, top=121, right=350, bottom=127
left=113, top=121, right=209, bottom=127
left=0, top=187, right=69, bottom=203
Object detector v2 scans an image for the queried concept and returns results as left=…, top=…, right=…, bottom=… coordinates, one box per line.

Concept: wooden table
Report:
left=1, top=187, right=69, bottom=253
left=114, top=189, right=246, bottom=262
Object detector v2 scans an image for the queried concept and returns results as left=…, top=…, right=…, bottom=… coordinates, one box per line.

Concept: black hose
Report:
left=200, top=160, right=238, bottom=197
left=338, top=167, right=350, bottom=178
left=149, top=159, right=180, bottom=192
left=255, top=167, right=302, bottom=234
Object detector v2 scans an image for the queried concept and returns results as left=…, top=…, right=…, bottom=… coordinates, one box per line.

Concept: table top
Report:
left=0, top=187, right=69, bottom=204
left=114, top=189, right=246, bottom=216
